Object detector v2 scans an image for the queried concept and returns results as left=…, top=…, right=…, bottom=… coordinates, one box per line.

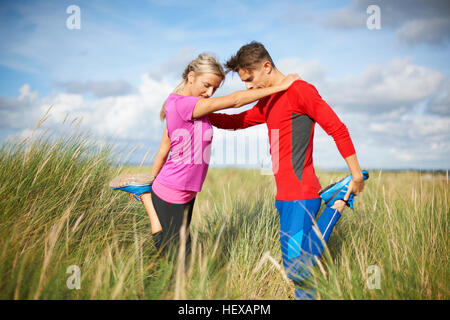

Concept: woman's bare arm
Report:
left=192, top=74, right=300, bottom=119
left=151, top=125, right=170, bottom=179
left=138, top=126, right=170, bottom=235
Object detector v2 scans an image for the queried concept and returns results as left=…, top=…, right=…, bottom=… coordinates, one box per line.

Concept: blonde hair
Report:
left=160, top=53, right=225, bottom=121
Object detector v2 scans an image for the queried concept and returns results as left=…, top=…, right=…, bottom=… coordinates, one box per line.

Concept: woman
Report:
left=111, top=53, right=299, bottom=252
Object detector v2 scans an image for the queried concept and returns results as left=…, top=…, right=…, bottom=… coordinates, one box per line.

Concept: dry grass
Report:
left=0, top=115, right=448, bottom=300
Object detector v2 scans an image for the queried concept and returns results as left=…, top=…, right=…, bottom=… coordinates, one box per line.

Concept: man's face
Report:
left=237, top=62, right=271, bottom=90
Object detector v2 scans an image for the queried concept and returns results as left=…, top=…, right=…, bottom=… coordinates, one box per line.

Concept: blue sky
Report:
left=1, top=0, right=449, bottom=170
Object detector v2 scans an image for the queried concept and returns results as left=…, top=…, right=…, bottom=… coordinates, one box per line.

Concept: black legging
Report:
left=151, top=191, right=195, bottom=253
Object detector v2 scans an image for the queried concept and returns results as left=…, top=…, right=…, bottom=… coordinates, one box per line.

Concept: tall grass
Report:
left=0, top=116, right=448, bottom=299
left=308, top=170, right=449, bottom=299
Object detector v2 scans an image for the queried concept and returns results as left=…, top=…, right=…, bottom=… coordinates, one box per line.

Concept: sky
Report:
left=0, top=0, right=449, bottom=170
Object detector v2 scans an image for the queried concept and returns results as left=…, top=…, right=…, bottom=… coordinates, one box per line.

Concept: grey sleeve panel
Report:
left=291, top=113, right=314, bottom=182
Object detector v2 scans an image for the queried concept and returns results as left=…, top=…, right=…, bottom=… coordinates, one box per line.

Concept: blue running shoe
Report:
left=319, top=170, right=369, bottom=209
left=109, top=173, right=154, bottom=201
left=111, top=184, right=152, bottom=201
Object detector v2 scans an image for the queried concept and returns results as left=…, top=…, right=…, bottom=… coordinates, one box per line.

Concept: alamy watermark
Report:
left=66, top=265, right=81, bottom=290
left=66, top=5, right=81, bottom=30
left=168, top=120, right=279, bottom=175
left=366, top=265, right=381, bottom=290
left=366, top=5, right=381, bottom=30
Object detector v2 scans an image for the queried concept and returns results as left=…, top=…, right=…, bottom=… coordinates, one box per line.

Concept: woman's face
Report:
left=187, top=72, right=223, bottom=98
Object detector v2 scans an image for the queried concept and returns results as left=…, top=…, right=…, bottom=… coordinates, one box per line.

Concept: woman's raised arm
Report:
left=192, top=74, right=300, bottom=119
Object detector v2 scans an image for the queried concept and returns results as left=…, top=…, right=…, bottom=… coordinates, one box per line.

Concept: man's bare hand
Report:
left=344, top=177, right=365, bottom=202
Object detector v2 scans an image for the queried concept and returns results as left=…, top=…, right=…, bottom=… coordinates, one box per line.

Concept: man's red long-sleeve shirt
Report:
left=208, top=80, right=356, bottom=201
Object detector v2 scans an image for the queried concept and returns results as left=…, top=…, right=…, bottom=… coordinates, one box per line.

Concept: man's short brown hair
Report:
left=225, top=41, right=275, bottom=73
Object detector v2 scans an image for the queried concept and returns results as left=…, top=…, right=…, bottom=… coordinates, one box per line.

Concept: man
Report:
left=208, top=41, right=365, bottom=299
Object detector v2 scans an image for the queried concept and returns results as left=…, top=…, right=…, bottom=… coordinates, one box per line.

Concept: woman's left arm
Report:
left=151, top=126, right=170, bottom=179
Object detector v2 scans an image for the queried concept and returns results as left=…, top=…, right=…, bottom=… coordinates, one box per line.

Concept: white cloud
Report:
left=272, top=56, right=449, bottom=169
left=47, top=73, right=173, bottom=141
left=2, top=72, right=175, bottom=151
left=325, top=7, right=366, bottom=29
left=325, top=0, right=450, bottom=46
left=322, top=57, right=445, bottom=113
left=277, top=58, right=327, bottom=84
left=2, top=56, right=449, bottom=169
left=427, top=80, right=450, bottom=115
left=0, top=84, right=41, bottom=129
left=274, top=56, right=447, bottom=114
left=397, top=17, right=450, bottom=45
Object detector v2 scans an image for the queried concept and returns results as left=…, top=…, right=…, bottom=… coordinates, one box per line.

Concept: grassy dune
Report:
left=0, top=124, right=448, bottom=300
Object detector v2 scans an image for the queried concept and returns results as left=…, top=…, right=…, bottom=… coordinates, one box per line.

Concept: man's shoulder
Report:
left=288, top=79, right=317, bottom=94
left=285, top=80, right=321, bottom=104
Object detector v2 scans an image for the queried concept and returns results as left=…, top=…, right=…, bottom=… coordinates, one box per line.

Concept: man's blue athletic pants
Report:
left=275, top=198, right=342, bottom=299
